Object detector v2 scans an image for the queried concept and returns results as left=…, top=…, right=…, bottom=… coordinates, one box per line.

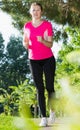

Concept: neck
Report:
left=32, top=18, right=43, bottom=27
left=32, top=18, right=41, bottom=24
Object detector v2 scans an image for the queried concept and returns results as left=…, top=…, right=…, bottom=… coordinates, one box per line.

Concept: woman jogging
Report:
left=23, top=2, right=56, bottom=127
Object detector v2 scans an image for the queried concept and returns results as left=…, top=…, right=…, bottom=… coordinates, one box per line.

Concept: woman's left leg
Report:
left=43, top=56, right=56, bottom=109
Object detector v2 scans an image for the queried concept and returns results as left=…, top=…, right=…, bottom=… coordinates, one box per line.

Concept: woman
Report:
left=23, top=2, right=56, bottom=127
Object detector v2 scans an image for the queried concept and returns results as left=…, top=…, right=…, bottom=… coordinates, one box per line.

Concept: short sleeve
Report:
left=47, top=22, right=54, bottom=36
left=23, top=23, right=30, bottom=38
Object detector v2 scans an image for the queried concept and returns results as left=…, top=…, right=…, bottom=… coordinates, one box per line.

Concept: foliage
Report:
left=53, top=27, right=80, bottom=117
left=55, top=27, right=80, bottom=94
left=0, top=111, right=80, bottom=130
left=0, top=34, right=30, bottom=88
left=0, top=33, right=4, bottom=56
left=0, top=33, right=5, bottom=69
left=0, top=80, right=38, bottom=116
left=0, top=0, right=80, bottom=119
left=0, top=114, right=38, bottom=130
left=1, top=0, right=80, bottom=31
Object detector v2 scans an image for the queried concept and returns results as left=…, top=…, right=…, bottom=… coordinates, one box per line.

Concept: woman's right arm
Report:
left=23, top=33, right=29, bottom=49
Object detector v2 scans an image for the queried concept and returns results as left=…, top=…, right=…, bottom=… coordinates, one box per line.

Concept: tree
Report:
left=56, top=27, right=80, bottom=93
left=1, top=0, right=80, bottom=31
left=0, top=33, right=5, bottom=88
left=0, top=33, right=4, bottom=57
left=0, top=35, right=30, bottom=88
left=1, top=0, right=80, bottom=114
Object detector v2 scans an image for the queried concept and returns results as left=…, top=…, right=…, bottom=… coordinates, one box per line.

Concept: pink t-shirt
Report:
left=24, top=20, right=54, bottom=60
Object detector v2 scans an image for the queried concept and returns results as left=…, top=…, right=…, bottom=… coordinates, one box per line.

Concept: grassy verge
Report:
left=0, top=114, right=18, bottom=130
left=0, top=114, right=39, bottom=130
left=0, top=114, right=80, bottom=130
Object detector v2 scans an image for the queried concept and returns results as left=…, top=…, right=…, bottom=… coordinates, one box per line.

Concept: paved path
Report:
left=33, top=118, right=66, bottom=130
left=33, top=116, right=80, bottom=130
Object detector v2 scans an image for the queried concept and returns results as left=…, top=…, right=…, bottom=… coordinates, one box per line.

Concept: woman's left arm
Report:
left=37, top=36, right=53, bottom=48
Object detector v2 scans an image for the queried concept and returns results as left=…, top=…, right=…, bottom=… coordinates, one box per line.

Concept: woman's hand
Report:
left=37, top=36, right=53, bottom=48
left=37, top=36, right=42, bottom=42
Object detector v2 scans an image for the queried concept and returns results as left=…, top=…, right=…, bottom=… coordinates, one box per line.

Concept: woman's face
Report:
left=30, top=5, right=42, bottom=20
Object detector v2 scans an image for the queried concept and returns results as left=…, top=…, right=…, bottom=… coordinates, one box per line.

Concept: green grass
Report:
left=0, top=114, right=18, bottom=130
left=0, top=114, right=39, bottom=130
left=0, top=114, right=80, bottom=130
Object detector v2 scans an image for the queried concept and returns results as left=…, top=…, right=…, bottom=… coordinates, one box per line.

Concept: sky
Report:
left=0, top=9, right=61, bottom=58
left=0, top=9, right=20, bottom=46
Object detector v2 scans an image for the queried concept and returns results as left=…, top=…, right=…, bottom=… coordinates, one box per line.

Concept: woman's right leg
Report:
left=29, top=60, right=46, bottom=117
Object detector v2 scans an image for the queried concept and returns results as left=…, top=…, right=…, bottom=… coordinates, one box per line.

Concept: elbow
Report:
left=23, top=41, right=25, bottom=46
left=49, top=42, right=53, bottom=48
left=23, top=41, right=28, bottom=49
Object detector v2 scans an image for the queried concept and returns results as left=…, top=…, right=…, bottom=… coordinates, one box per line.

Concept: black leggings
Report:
left=29, top=56, right=56, bottom=117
